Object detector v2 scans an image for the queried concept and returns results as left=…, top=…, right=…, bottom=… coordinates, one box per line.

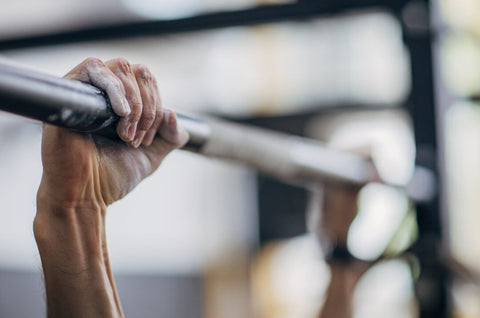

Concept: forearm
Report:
left=34, top=194, right=123, bottom=318
left=32, top=58, right=182, bottom=318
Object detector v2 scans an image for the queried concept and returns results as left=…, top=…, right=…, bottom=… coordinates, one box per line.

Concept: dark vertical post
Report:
left=401, top=1, right=450, bottom=317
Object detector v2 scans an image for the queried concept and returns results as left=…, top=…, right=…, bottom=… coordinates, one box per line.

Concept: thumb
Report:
left=144, top=109, right=189, bottom=166
left=158, top=109, right=189, bottom=147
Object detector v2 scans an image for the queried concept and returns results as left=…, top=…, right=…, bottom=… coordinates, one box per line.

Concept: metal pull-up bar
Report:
left=0, top=59, right=423, bottom=193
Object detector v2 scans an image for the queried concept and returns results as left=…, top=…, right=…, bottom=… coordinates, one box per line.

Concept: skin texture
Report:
left=33, top=57, right=188, bottom=318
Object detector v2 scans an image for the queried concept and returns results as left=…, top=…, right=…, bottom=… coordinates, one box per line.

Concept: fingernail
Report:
left=168, top=111, right=188, bottom=142
left=176, top=124, right=189, bottom=145
left=120, top=97, right=131, bottom=116
left=123, top=123, right=131, bottom=140
left=160, top=110, right=189, bottom=146
left=128, top=122, right=137, bottom=141
left=163, top=109, right=171, bottom=125
left=142, top=129, right=156, bottom=146
left=132, top=130, right=146, bottom=148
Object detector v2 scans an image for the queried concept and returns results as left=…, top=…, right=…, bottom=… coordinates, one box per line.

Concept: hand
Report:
left=37, top=57, right=188, bottom=208
left=34, top=57, right=188, bottom=318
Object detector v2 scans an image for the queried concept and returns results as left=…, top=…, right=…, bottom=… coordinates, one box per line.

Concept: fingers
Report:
left=105, top=58, right=144, bottom=146
left=64, top=57, right=156, bottom=146
left=132, top=64, right=162, bottom=147
left=158, top=109, right=189, bottom=147
left=65, top=57, right=187, bottom=149
left=65, top=57, right=131, bottom=120
left=145, top=109, right=189, bottom=167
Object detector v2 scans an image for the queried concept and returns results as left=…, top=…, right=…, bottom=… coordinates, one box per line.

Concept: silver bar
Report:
left=0, top=58, right=433, bottom=195
left=199, top=119, right=377, bottom=185
left=0, top=59, right=210, bottom=150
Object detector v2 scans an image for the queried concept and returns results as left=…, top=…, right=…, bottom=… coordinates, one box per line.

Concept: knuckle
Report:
left=134, top=64, right=153, bottom=82
left=130, top=100, right=143, bottom=118
left=143, top=109, right=156, bottom=122
left=84, top=57, right=104, bottom=68
left=112, top=57, right=132, bottom=75
left=152, top=75, right=159, bottom=88
left=149, top=108, right=162, bottom=127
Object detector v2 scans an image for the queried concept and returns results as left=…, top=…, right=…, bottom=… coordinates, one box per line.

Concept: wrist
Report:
left=34, top=189, right=107, bottom=263
left=37, top=177, right=107, bottom=212
left=34, top=202, right=105, bottom=242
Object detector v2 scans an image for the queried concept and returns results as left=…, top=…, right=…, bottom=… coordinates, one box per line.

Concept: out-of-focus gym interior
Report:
left=0, top=0, right=480, bottom=317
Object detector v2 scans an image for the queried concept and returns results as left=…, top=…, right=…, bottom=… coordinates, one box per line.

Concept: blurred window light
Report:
left=120, top=0, right=291, bottom=20
left=452, top=281, right=480, bottom=317
left=0, top=0, right=294, bottom=39
left=347, top=183, right=410, bottom=261
left=444, top=101, right=480, bottom=274
left=440, top=0, right=480, bottom=36
left=203, top=12, right=409, bottom=116
left=0, top=116, right=42, bottom=271
left=354, top=260, right=417, bottom=318
left=0, top=0, right=134, bottom=38
left=436, top=2, right=480, bottom=314
left=121, top=0, right=202, bottom=19
left=307, top=110, right=416, bottom=186
left=251, top=236, right=330, bottom=318
left=441, top=33, right=480, bottom=97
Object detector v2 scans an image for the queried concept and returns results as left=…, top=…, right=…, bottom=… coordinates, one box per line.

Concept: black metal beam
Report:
left=401, top=1, right=450, bottom=317
left=0, top=0, right=407, bottom=51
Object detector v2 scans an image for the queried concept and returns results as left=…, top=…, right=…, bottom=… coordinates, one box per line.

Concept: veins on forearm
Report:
left=35, top=205, right=123, bottom=318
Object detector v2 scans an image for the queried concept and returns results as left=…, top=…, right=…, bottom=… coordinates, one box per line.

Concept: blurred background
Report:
left=0, top=0, right=479, bottom=317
